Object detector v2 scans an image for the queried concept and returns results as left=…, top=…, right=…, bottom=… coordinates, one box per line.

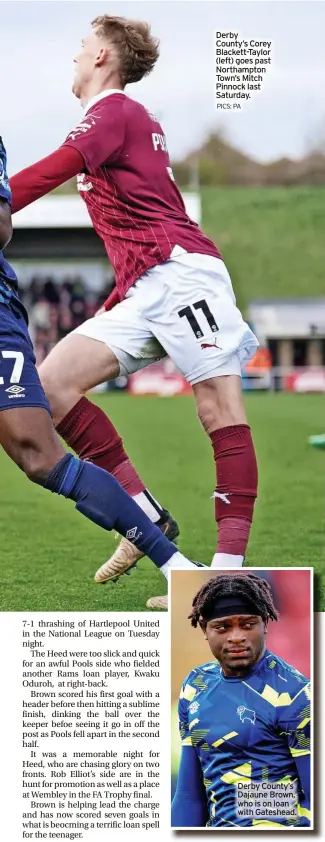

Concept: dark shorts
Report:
left=0, top=301, right=51, bottom=414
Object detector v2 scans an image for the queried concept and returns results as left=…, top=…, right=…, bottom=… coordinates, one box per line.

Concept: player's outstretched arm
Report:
left=9, top=146, right=84, bottom=213
left=10, top=97, right=126, bottom=214
left=171, top=746, right=208, bottom=827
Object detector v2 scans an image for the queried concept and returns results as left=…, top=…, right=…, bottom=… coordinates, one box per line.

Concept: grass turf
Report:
left=0, top=392, right=323, bottom=612
left=200, top=186, right=324, bottom=313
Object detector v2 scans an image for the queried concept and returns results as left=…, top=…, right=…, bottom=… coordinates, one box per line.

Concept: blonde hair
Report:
left=92, top=15, right=160, bottom=85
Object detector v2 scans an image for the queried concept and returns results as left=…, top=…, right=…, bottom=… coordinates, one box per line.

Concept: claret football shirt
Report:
left=63, top=90, right=221, bottom=299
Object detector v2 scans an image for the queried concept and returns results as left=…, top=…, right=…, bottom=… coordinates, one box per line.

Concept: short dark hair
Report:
left=92, top=15, right=160, bottom=86
left=189, top=573, right=279, bottom=628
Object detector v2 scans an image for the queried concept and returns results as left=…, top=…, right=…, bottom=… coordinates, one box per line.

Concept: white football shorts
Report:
left=73, top=248, right=259, bottom=385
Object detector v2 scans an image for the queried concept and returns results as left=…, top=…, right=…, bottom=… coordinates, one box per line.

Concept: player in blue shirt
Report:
left=172, top=573, right=311, bottom=828
left=0, top=137, right=196, bottom=576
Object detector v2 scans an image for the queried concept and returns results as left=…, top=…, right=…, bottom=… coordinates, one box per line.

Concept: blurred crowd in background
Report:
left=21, top=274, right=113, bottom=364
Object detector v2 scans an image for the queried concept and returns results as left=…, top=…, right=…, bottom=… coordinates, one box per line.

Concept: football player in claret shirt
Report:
left=172, top=573, right=311, bottom=829
left=0, top=139, right=198, bottom=577
left=10, top=15, right=259, bottom=608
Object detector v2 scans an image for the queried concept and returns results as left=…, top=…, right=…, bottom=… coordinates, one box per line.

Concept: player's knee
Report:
left=24, top=457, right=50, bottom=485
left=197, top=395, right=246, bottom=434
left=198, top=400, right=245, bottom=433
left=13, top=442, right=52, bottom=485
left=8, top=428, right=59, bottom=484
left=197, top=397, right=220, bottom=434
left=196, top=380, right=246, bottom=433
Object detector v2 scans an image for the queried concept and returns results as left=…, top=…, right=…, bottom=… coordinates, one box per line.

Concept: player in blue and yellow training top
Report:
left=0, top=138, right=194, bottom=572
left=171, top=573, right=311, bottom=829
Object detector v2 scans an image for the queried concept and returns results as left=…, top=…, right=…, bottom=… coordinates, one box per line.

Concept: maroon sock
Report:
left=210, top=424, right=258, bottom=556
left=56, top=397, right=146, bottom=496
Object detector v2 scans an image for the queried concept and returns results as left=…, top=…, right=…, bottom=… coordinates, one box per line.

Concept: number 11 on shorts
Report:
left=178, top=299, right=219, bottom=339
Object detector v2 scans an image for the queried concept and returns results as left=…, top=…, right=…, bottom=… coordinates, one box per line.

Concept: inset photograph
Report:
left=171, top=568, right=312, bottom=829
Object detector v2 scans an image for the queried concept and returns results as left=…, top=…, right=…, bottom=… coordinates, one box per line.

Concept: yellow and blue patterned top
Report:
left=174, top=650, right=310, bottom=828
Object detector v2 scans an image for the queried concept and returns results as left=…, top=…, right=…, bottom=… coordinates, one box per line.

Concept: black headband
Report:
left=203, top=594, right=262, bottom=622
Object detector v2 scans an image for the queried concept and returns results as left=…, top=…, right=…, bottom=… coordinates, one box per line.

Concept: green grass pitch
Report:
left=0, top=392, right=323, bottom=612
left=201, top=186, right=324, bottom=314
